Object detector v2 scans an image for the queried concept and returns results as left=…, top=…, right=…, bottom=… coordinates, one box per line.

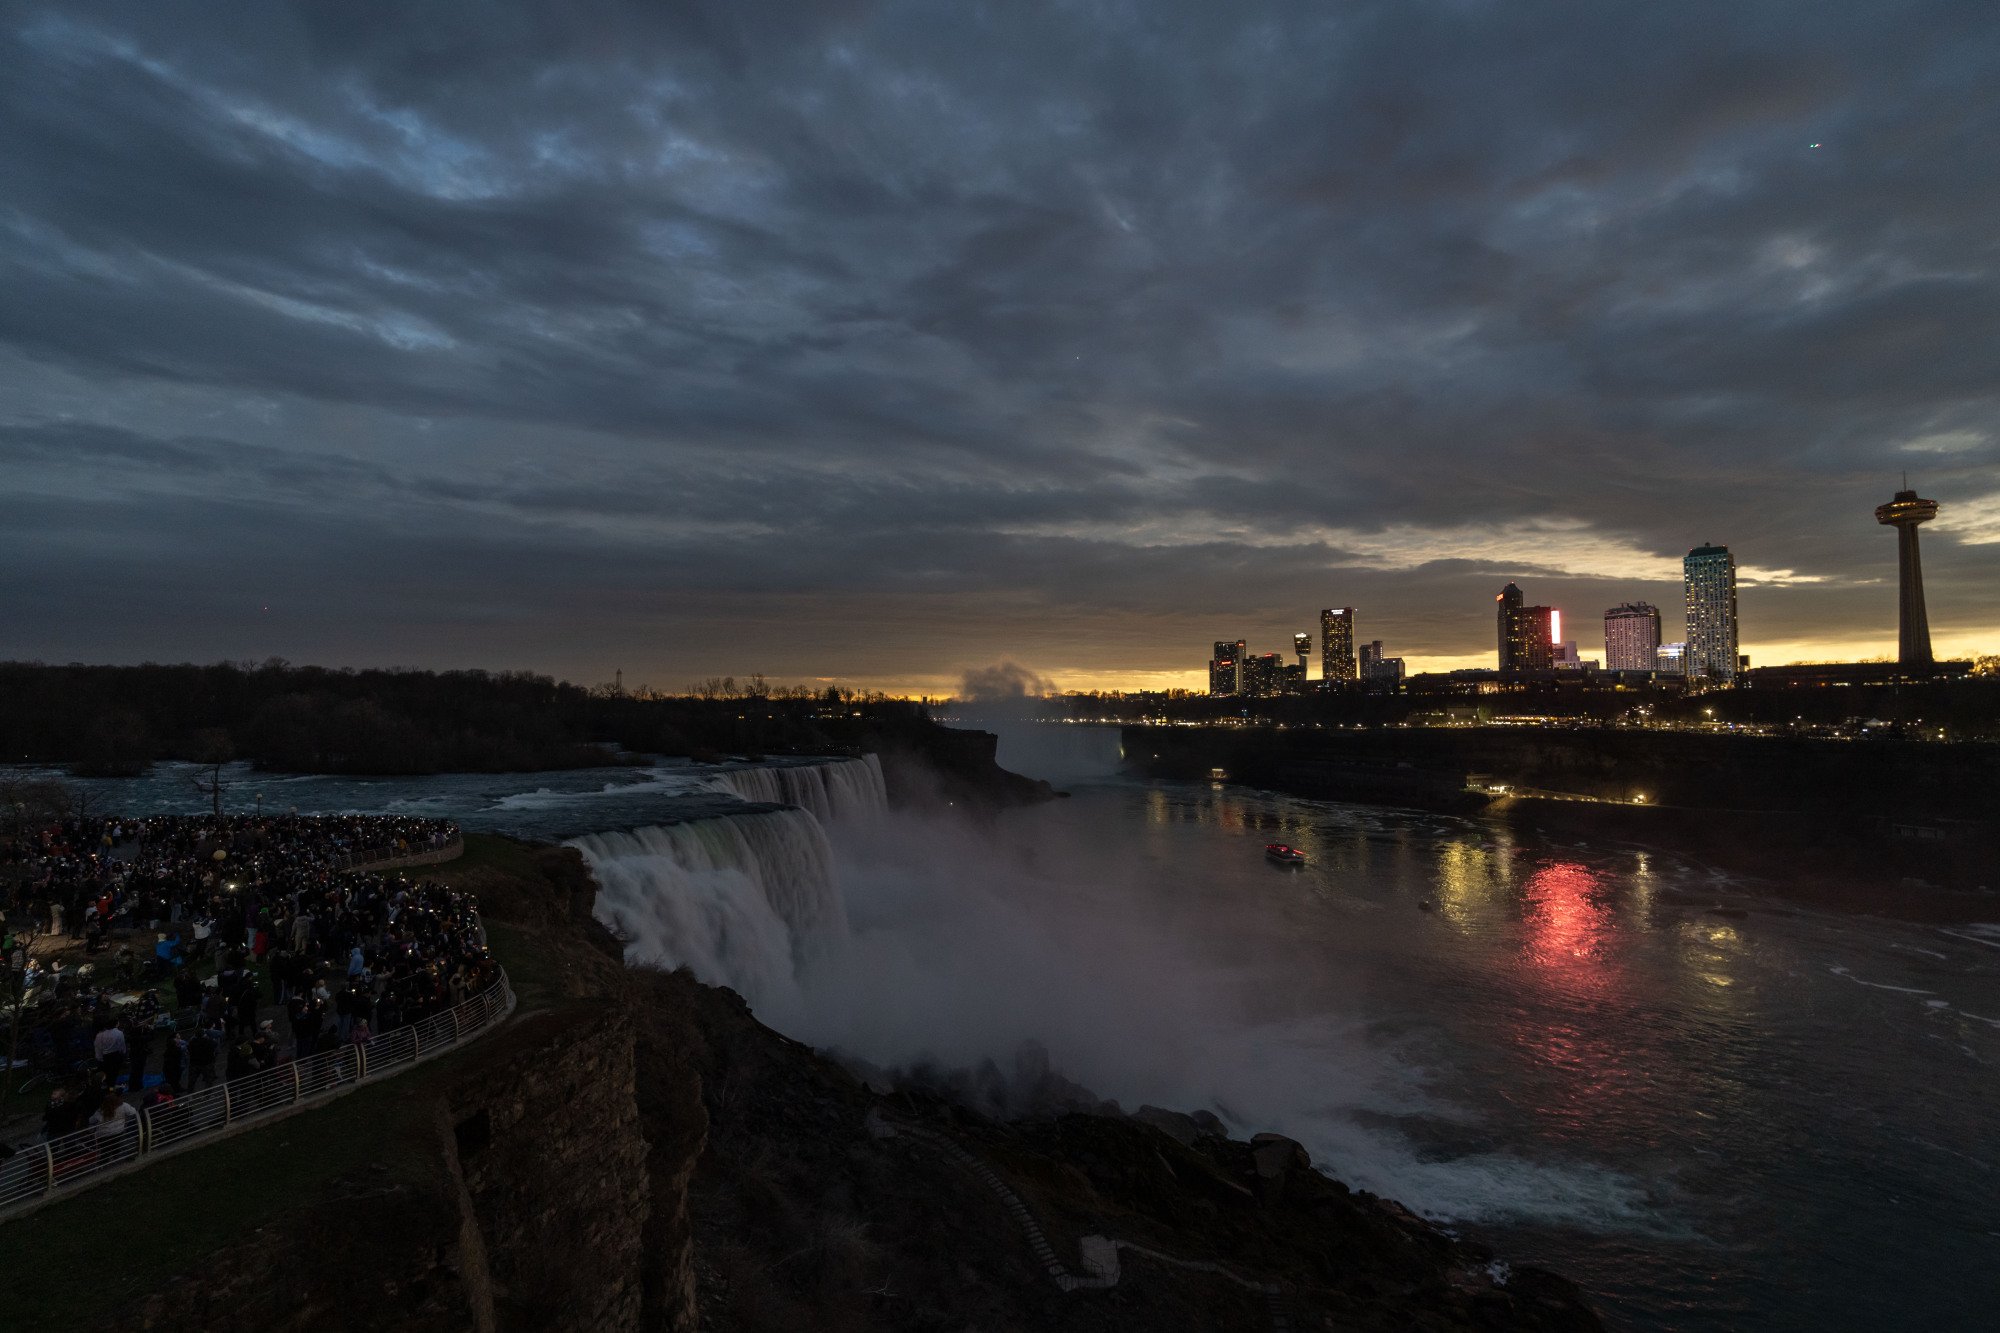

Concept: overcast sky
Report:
left=3, top=1, right=1996, bottom=694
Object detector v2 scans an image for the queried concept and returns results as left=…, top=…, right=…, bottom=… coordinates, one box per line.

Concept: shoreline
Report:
left=1118, top=723, right=2000, bottom=924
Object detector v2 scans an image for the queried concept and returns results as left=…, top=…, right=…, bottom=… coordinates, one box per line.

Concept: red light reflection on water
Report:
left=1520, top=861, right=1613, bottom=991
left=1511, top=860, right=1637, bottom=1120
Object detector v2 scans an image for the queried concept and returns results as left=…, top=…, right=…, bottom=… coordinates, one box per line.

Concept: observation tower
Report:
left=1874, top=484, right=1939, bottom=671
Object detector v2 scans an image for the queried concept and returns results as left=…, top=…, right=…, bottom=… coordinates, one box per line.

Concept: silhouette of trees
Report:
left=0, top=661, right=938, bottom=775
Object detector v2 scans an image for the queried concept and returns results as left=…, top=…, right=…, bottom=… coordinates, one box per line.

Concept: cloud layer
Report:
left=3, top=1, right=1996, bottom=689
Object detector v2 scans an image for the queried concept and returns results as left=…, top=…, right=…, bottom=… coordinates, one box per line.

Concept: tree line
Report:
left=0, top=660, right=934, bottom=776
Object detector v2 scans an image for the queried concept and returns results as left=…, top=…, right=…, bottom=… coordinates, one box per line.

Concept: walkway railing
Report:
left=0, top=969, right=512, bottom=1221
left=331, top=833, right=465, bottom=873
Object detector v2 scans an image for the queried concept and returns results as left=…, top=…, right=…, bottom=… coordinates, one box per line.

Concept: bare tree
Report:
left=1, top=776, right=74, bottom=869
left=188, top=728, right=235, bottom=818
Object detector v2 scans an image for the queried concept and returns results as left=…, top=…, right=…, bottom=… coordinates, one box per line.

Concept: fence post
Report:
left=291, top=1062, right=302, bottom=1105
left=42, top=1142, right=54, bottom=1198
left=412, top=1023, right=422, bottom=1058
left=223, top=1081, right=232, bottom=1125
left=139, top=1107, right=152, bottom=1155
left=450, top=1006, right=461, bottom=1041
left=356, top=1040, right=368, bottom=1081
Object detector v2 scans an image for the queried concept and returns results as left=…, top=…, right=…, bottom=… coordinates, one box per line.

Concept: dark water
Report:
left=970, top=723, right=2000, bottom=1332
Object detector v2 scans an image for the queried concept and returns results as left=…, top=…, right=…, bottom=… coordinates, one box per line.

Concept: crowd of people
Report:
left=2, top=813, right=492, bottom=1161
left=4, top=812, right=458, bottom=951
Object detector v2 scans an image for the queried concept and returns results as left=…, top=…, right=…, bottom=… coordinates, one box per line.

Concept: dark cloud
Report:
left=2, top=0, right=1997, bottom=688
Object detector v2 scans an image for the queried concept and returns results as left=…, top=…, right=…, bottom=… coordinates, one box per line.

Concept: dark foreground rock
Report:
left=665, top=969, right=1601, bottom=1332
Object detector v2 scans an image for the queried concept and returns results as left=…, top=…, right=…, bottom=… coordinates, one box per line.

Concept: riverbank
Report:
left=1122, top=723, right=2000, bottom=920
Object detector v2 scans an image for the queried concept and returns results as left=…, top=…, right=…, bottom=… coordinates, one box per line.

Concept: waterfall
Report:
left=573, top=808, right=847, bottom=1015
left=710, top=754, right=887, bottom=824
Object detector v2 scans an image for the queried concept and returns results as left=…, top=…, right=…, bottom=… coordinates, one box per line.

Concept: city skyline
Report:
left=2, top=4, right=1998, bottom=698
left=1201, top=521, right=1976, bottom=697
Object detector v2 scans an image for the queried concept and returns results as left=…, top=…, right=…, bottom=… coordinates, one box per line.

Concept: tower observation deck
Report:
left=1874, top=487, right=1939, bottom=671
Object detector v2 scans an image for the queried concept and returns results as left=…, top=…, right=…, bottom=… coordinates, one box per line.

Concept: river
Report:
left=21, top=732, right=1999, bottom=1330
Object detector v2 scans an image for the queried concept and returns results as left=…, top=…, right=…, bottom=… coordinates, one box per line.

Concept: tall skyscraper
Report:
left=1244, top=652, right=1285, bottom=697
left=1496, top=583, right=1524, bottom=671
left=1875, top=485, right=1939, bottom=671
left=1604, top=602, right=1663, bottom=672
left=1498, top=584, right=1556, bottom=672
left=1292, top=632, right=1312, bottom=672
left=1358, top=640, right=1404, bottom=683
left=1521, top=606, right=1558, bottom=671
left=1683, top=545, right=1739, bottom=682
left=1209, top=639, right=1245, bottom=696
left=1320, top=608, right=1356, bottom=683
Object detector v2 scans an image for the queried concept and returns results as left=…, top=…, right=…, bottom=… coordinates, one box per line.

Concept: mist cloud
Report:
left=958, top=662, right=1058, bottom=704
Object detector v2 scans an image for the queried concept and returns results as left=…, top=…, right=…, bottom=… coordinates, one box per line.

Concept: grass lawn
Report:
left=0, top=1053, right=450, bottom=1326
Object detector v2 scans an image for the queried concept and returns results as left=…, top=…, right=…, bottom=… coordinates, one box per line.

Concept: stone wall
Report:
left=129, top=998, right=674, bottom=1333
left=440, top=1005, right=652, bottom=1333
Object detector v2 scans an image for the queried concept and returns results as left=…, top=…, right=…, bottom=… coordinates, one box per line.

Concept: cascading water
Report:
left=575, top=808, right=847, bottom=1019
left=572, top=759, right=884, bottom=1022
left=709, top=754, right=887, bottom=824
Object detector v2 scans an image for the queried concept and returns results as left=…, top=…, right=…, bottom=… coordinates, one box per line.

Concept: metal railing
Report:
left=0, top=968, right=512, bottom=1221
left=330, top=833, right=465, bottom=873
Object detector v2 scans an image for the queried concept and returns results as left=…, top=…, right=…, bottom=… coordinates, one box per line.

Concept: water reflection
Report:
left=1433, top=840, right=1488, bottom=929
left=1520, top=861, right=1613, bottom=987
left=1072, top=780, right=1999, bottom=1330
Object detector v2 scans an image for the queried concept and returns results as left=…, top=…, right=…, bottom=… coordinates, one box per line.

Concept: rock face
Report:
left=1133, top=1104, right=1203, bottom=1147
left=664, top=969, right=1604, bottom=1332
left=439, top=1007, right=654, bottom=1332
left=1248, top=1132, right=1312, bottom=1203
left=127, top=1005, right=658, bottom=1333
left=874, top=725, right=1056, bottom=811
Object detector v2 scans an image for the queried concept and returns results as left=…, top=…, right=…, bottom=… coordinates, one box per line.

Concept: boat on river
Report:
left=1264, top=842, right=1306, bottom=866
